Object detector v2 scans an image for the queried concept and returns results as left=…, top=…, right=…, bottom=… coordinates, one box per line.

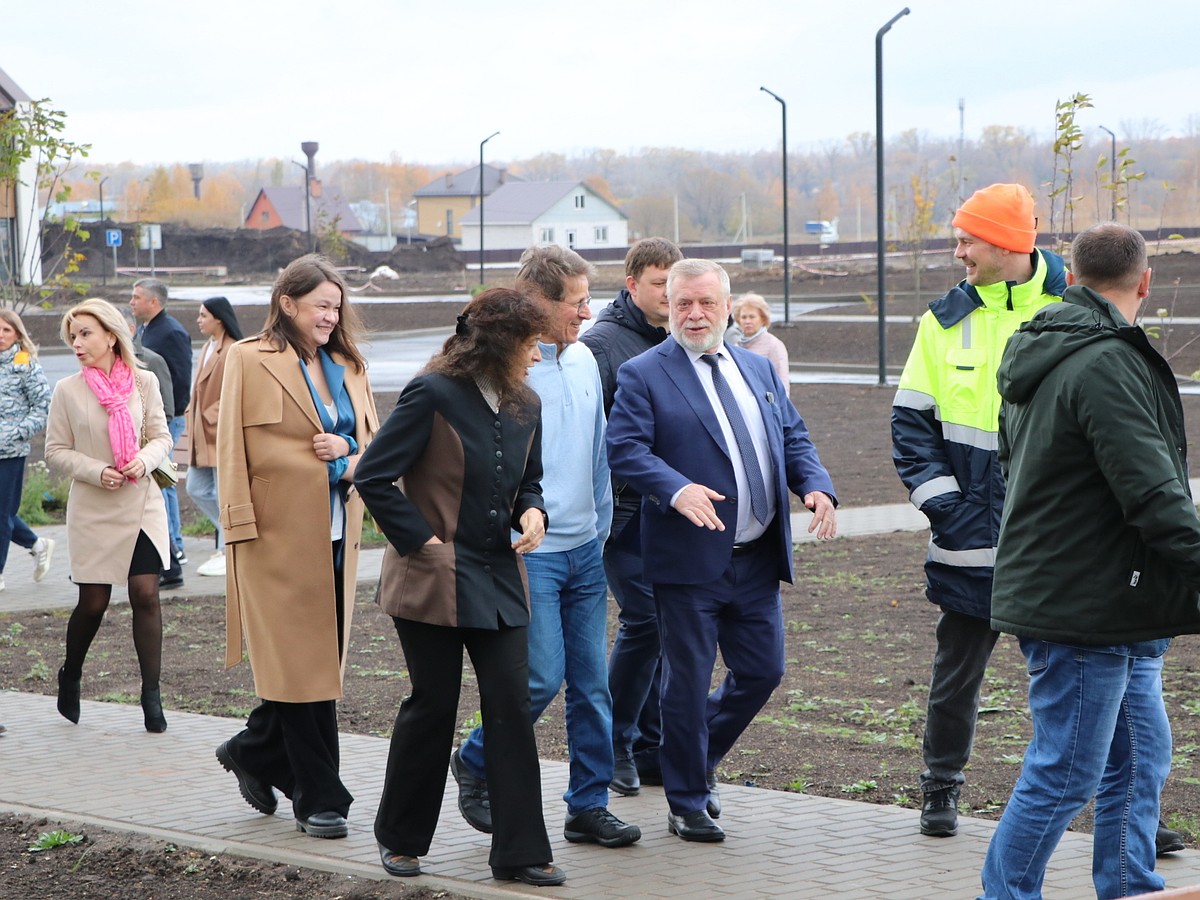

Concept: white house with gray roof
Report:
left=459, top=181, right=627, bottom=253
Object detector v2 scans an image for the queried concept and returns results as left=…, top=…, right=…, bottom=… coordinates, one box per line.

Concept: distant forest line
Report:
left=63, top=124, right=1200, bottom=244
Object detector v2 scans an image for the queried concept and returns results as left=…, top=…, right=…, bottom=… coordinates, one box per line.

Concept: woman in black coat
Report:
left=354, top=288, right=565, bottom=887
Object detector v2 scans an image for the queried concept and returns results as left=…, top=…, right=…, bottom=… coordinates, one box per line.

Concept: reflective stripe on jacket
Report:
left=891, top=248, right=1066, bottom=618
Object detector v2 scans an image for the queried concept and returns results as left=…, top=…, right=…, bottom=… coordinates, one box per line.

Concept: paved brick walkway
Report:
left=4, top=500, right=1200, bottom=897
left=4, top=691, right=1200, bottom=898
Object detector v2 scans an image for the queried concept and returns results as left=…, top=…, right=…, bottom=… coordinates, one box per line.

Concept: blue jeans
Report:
left=163, top=416, right=185, bottom=553
left=979, top=639, right=1170, bottom=900
left=0, top=456, right=37, bottom=572
left=459, top=538, right=613, bottom=815
left=185, top=465, right=222, bottom=550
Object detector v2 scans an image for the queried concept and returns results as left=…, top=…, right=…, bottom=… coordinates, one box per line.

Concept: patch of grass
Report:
left=458, top=709, right=482, bottom=736
left=96, top=691, right=137, bottom=704
left=182, top=517, right=214, bottom=537
left=18, top=460, right=68, bottom=526
left=24, top=659, right=49, bottom=682
left=841, top=779, right=878, bottom=794
left=28, top=829, right=84, bottom=852
left=0, top=622, right=24, bottom=647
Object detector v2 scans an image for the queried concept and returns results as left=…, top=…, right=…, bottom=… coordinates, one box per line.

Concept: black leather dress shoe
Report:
left=378, top=843, right=421, bottom=877
left=216, top=741, right=277, bottom=815
left=667, top=809, right=725, bottom=842
left=295, top=810, right=348, bottom=838
left=491, top=863, right=567, bottom=886
left=706, top=770, right=721, bottom=819
left=610, top=751, right=640, bottom=796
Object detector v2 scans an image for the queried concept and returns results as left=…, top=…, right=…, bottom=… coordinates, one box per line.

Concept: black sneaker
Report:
left=1157, top=820, right=1186, bottom=856
left=450, top=747, right=492, bottom=833
left=920, top=785, right=959, bottom=837
left=564, top=807, right=641, bottom=848
left=159, top=565, right=184, bottom=589
left=174, top=546, right=188, bottom=566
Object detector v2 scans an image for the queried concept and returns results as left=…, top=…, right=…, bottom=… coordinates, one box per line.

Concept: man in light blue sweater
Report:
left=454, top=244, right=640, bottom=850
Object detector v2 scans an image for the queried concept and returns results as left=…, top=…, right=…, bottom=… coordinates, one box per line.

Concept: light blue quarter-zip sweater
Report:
left=519, top=340, right=612, bottom=553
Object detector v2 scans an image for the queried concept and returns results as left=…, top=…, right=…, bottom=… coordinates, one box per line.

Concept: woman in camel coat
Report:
left=184, top=295, right=242, bottom=577
left=45, top=298, right=173, bottom=733
left=215, top=255, right=377, bottom=839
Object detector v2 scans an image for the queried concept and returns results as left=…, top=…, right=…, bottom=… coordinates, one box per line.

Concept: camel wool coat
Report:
left=45, top=368, right=173, bottom=584
left=184, top=332, right=235, bottom=467
left=217, top=337, right=378, bottom=703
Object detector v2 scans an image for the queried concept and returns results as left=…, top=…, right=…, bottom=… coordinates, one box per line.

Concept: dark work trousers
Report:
left=654, top=538, right=784, bottom=815
left=227, top=698, right=352, bottom=819
left=226, top=541, right=352, bottom=820
left=920, top=607, right=1000, bottom=793
left=604, top=516, right=662, bottom=762
left=375, top=618, right=553, bottom=868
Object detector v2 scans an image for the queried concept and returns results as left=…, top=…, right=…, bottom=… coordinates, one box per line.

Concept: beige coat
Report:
left=184, top=332, right=235, bottom=467
left=217, top=338, right=377, bottom=703
left=45, top=369, right=173, bottom=584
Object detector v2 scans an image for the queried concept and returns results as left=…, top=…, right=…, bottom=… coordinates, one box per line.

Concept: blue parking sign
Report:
left=105, top=229, right=122, bottom=248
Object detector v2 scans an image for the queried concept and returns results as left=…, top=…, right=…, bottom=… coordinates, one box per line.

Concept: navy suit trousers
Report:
left=653, top=539, right=785, bottom=815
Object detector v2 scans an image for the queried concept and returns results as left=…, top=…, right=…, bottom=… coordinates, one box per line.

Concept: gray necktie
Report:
left=700, top=354, right=768, bottom=525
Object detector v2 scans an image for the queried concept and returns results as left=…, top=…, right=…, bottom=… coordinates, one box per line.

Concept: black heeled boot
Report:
left=57, top=667, right=80, bottom=724
left=141, top=686, right=167, bottom=733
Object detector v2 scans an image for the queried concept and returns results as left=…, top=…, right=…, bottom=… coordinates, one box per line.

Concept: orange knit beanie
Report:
left=952, top=184, right=1037, bottom=253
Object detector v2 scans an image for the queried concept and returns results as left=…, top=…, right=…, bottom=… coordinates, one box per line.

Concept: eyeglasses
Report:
left=559, top=296, right=591, bottom=315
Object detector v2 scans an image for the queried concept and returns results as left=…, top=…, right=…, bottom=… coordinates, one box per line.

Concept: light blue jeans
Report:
left=979, top=639, right=1170, bottom=900
left=459, top=538, right=613, bottom=815
left=163, top=416, right=185, bottom=554
left=185, top=465, right=222, bottom=551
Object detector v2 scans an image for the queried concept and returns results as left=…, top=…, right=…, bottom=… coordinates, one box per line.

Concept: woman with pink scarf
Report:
left=45, top=299, right=174, bottom=733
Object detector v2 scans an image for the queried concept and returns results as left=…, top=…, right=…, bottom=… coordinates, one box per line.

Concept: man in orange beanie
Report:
left=891, top=184, right=1066, bottom=837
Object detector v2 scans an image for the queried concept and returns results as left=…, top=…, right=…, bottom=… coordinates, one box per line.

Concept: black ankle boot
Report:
left=141, top=686, right=167, bottom=733
left=142, top=686, right=169, bottom=734
left=57, top=667, right=80, bottom=724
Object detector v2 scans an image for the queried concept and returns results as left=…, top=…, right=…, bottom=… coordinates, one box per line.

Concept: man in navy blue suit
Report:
left=607, top=258, right=837, bottom=842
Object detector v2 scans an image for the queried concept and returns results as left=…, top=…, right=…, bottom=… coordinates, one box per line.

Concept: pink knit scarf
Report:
left=82, top=357, right=139, bottom=474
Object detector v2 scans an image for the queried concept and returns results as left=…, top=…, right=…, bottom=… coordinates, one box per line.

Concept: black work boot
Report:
left=920, top=784, right=959, bottom=837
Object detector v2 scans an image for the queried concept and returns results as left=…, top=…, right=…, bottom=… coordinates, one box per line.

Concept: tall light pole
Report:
left=1099, top=125, right=1117, bottom=220
left=300, top=142, right=319, bottom=253
left=292, top=160, right=313, bottom=253
left=760, top=87, right=790, bottom=322
left=875, top=6, right=910, bottom=386
left=479, top=130, right=499, bottom=288
left=98, top=176, right=109, bottom=286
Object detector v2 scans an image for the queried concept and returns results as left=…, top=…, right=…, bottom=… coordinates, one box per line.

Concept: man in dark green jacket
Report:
left=980, top=223, right=1200, bottom=899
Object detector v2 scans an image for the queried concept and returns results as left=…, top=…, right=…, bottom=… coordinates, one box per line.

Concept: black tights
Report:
left=62, top=574, right=162, bottom=688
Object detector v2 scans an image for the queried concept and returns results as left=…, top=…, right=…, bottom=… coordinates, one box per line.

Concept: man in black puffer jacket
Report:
left=581, top=237, right=681, bottom=796
left=980, top=223, right=1200, bottom=899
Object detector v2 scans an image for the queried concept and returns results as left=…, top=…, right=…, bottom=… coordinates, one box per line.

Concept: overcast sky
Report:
left=3, top=0, right=1196, bottom=167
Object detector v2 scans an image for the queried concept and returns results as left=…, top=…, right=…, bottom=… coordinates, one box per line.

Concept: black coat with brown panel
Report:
left=354, top=373, right=545, bottom=629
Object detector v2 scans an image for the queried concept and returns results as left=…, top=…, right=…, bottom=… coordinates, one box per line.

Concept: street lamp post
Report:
left=479, top=130, right=499, bottom=288
left=760, top=87, right=790, bottom=323
left=292, top=160, right=313, bottom=253
left=875, top=6, right=910, bottom=387
left=98, top=176, right=109, bottom=286
left=1099, top=125, right=1117, bottom=220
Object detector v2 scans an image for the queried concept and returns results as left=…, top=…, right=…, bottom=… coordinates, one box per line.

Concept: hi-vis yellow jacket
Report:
left=891, top=249, right=1066, bottom=618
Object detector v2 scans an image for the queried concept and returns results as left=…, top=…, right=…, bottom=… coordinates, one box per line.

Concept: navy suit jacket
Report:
left=607, top=337, right=836, bottom=586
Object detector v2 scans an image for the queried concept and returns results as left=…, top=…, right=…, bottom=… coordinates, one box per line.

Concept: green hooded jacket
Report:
left=992, top=284, right=1200, bottom=644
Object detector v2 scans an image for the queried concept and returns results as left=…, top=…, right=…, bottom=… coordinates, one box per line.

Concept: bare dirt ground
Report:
left=5, top=248, right=1200, bottom=896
